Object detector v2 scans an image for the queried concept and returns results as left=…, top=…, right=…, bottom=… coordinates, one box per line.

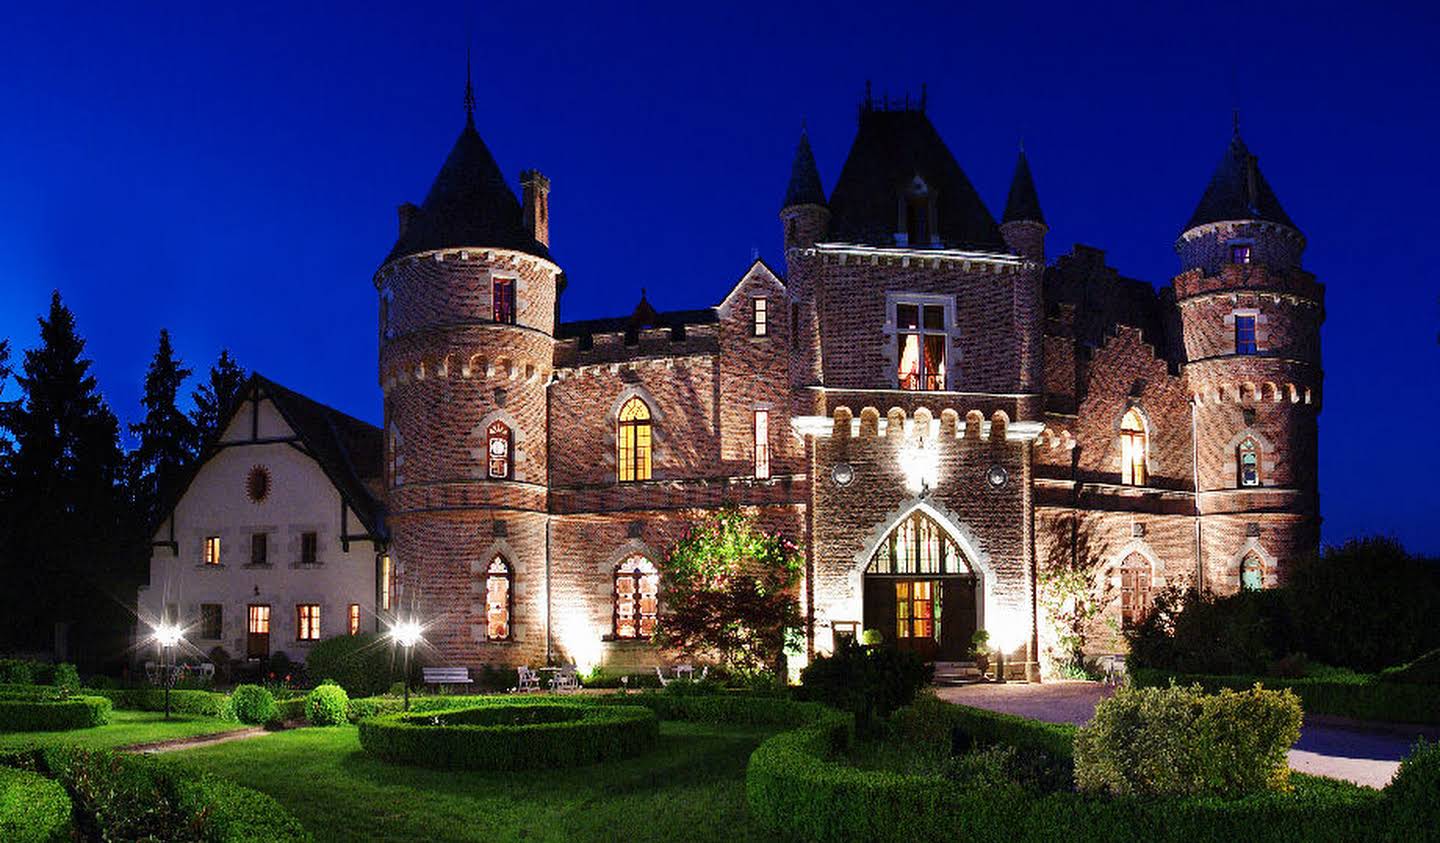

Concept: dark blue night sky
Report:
left=1, top=2, right=1436, bottom=552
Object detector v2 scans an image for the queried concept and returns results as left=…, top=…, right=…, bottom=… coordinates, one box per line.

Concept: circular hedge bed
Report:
left=357, top=699, right=659, bottom=770
left=0, top=765, right=71, bottom=842
left=0, top=694, right=111, bottom=731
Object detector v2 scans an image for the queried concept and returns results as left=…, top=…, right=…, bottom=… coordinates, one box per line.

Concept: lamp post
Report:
left=155, top=623, right=182, bottom=719
left=391, top=620, right=422, bottom=712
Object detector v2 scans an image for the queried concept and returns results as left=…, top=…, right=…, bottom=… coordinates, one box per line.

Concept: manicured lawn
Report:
left=171, top=720, right=780, bottom=842
left=0, top=710, right=247, bottom=752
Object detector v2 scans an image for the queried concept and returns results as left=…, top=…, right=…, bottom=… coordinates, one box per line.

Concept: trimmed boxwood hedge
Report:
left=0, top=765, right=71, bottom=842
left=2, top=746, right=310, bottom=841
left=744, top=699, right=1440, bottom=842
left=358, top=699, right=659, bottom=770
left=87, top=687, right=237, bottom=721
left=1130, top=667, right=1440, bottom=725
left=345, top=689, right=828, bottom=725
left=0, top=695, right=111, bottom=731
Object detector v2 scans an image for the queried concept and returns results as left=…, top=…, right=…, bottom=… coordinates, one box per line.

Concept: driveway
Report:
left=934, top=680, right=1434, bottom=789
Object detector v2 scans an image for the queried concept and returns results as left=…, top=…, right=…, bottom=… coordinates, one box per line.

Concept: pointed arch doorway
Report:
left=863, top=509, right=979, bottom=661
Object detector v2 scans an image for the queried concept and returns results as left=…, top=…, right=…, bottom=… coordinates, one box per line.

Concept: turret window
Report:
left=752, top=297, right=768, bottom=337
left=617, top=397, right=653, bottom=482
left=1230, top=243, right=1253, bottom=265
left=896, top=304, right=946, bottom=391
left=486, top=420, right=512, bottom=479
left=1120, top=408, right=1148, bottom=486
left=1235, top=314, right=1258, bottom=355
left=1238, top=437, right=1260, bottom=487
left=485, top=556, right=513, bottom=640
left=492, top=277, right=516, bottom=325
left=1241, top=555, right=1264, bottom=591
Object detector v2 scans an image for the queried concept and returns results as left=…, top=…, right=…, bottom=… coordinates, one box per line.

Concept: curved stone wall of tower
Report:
left=377, top=246, right=559, bottom=666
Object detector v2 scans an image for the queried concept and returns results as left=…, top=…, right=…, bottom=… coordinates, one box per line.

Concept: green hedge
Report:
left=345, top=689, right=826, bottom=726
left=744, top=701, right=1406, bottom=842
left=892, top=694, right=1077, bottom=760
left=0, top=766, right=71, bottom=842
left=357, top=699, right=659, bottom=770
left=2, top=746, right=310, bottom=841
left=88, top=687, right=237, bottom=721
left=0, top=695, right=111, bottom=731
left=1130, top=667, right=1440, bottom=724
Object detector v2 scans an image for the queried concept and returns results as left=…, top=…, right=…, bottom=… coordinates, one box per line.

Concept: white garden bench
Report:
left=421, top=666, right=473, bottom=693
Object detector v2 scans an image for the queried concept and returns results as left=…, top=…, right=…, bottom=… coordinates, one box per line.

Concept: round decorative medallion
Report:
left=985, top=465, right=1009, bottom=489
left=245, top=465, right=271, bottom=503
left=831, top=462, right=854, bottom=487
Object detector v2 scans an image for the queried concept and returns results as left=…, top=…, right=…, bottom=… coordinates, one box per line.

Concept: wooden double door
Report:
left=863, top=575, right=976, bottom=662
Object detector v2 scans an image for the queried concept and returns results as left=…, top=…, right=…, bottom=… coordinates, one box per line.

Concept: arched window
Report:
left=1119, top=553, right=1153, bottom=627
left=1120, top=409, right=1148, bottom=486
left=613, top=556, right=659, bottom=639
left=485, top=556, right=513, bottom=640
left=617, top=398, right=652, bottom=482
left=1241, top=555, right=1264, bottom=591
left=1237, top=437, right=1260, bottom=487
left=868, top=511, right=968, bottom=575
left=487, top=421, right=512, bottom=479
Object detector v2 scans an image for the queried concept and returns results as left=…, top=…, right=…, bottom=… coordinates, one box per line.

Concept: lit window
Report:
left=617, top=397, right=653, bottom=482
left=894, top=580, right=935, bottom=641
left=1120, top=555, right=1152, bottom=626
left=204, top=536, right=221, bottom=565
left=868, top=511, right=965, bottom=575
left=485, top=556, right=513, bottom=641
left=1235, top=314, right=1258, bottom=355
left=1241, top=555, right=1264, bottom=591
left=493, top=277, right=516, bottom=324
left=247, top=604, right=271, bottom=659
left=1230, top=243, right=1253, bottom=265
left=486, top=421, right=512, bottom=480
left=200, top=604, right=223, bottom=640
left=1120, top=408, right=1148, bottom=486
left=348, top=603, right=361, bottom=635
left=614, top=556, right=659, bottom=639
left=1238, top=437, right=1260, bottom=487
left=250, top=533, right=267, bottom=565
left=380, top=555, right=393, bottom=611
left=752, top=297, right=768, bottom=336
left=896, top=303, right=946, bottom=391
left=754, top=410, right=770, bottom=479
left=301, top=532, right=318, bottom=565
left=297, top=604, right=321, bottom=641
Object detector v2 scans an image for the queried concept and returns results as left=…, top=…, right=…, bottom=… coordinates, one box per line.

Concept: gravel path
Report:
left=934, top=680, right=1434, bottom=788
left=123, top=726, right=268, bottom=754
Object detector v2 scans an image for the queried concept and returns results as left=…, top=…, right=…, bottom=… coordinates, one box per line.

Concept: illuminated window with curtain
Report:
left=380, top=555, right=393, bottom=611
left=1241, top=555, right=1264, bottom=591
left=487, top=420, right=512, bottom=479
left=896, top=303, right=946, bottom=391
left=752, top=297, right=768, bottom=336
left=485, top=556, right=513, bottom=640
left=1238, top=437, right=1260, bottom=487
left=613, top=556, right=659, bottom=639
left=753, top=410, right=770, bottom=479
left=204, top=536, right=221, bottom=565
left=1120, top=408, right=1148, bottom=486
left=1235, top=314, right=1258, bottom=355
left=617, top=397, right=652, bottom=482
left=347, top=603, right=361, bottom=635
left=492, top=277, right=516, bottom=324
left=296, top=604, right=320, bottom=641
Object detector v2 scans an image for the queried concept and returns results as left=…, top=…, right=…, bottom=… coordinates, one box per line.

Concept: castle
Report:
left=142, top=83, right=1321, bottom=681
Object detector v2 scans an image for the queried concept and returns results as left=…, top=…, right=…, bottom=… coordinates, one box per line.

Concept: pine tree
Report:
left=190, top=348, right=247, bottom=451
left=0, top=292, right=132, bottom=665
left=128, top=330, right=194, bottom=526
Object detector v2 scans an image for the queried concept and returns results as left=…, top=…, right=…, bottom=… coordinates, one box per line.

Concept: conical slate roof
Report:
left=1002, top=149, right=1045, bottom=225
left=781, top=130, right=827, bottom=210
left=827, top=108, right=1004, bottom=251
left=386, top=114, right=550, bottom=263
left=1184, top=132, right=1297, bottom=234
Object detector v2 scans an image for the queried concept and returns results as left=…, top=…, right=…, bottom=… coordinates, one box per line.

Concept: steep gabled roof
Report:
left=781, top=130, right=827, bottom=210
left=1002, top=149, right=1046, bottom=226
left=556, top=296, right=718, bottom=341
left=827, top=108, right=1004, bottom=250
left=1184, top=132, right=1297, bottom=234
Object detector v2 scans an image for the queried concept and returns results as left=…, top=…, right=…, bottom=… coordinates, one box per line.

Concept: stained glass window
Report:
left=485, top=556, right=512, bottom=640
left=1238, top=437, right=1260, bottom=487
left=487, top=420, right=511, bottom=479
left=868, top=512, right=967, bottom=575
left=614, top=556, right=659, bottom=639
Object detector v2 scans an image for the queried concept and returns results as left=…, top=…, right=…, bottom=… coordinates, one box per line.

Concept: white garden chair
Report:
left=514, top=666, right=542, bottom=693
left=551, top=669, right=581, bottom=693
left=654, top=666, right=670, bottom=688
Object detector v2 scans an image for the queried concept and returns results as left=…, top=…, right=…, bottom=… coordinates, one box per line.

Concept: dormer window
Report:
left=900, top=175, right=935, bottom=246
left=492, top=277, right=516, bottom=324
left=1230, top=243, right=1253, bottom=265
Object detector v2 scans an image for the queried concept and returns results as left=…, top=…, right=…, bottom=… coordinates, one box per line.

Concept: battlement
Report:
left=1172, top=263, right=1323, bottom=303
left=791, top=405, right=1045, bottom=443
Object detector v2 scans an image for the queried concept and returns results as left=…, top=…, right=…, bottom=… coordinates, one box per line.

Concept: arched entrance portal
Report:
left=863, top=510, right=978, bottom=661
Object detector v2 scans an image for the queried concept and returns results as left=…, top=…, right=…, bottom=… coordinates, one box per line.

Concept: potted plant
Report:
left=969, top=629, right=991, bottom=676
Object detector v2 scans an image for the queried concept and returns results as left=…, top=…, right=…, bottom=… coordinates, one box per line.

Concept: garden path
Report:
left=123, top=725, right=268, bottom=754
left=933, top=680, right=1435, bottom=789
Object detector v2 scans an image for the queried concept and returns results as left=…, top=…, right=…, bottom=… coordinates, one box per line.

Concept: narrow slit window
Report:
left=754, top=410, right=770, bottom=479
left=487, top=420, right=512, bottom=479
left=347, top=603, right=361, bottom=635
left=752, top=297, right=768, bottom=336
left=485, top=556, right=513, bottom=640
left=492, top=277, right=516, bottom=324
left=380, top=555, right=393, bottom=611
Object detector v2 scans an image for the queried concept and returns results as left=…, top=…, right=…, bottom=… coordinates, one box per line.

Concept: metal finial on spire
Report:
left=464, top=48, right=476, bottom=127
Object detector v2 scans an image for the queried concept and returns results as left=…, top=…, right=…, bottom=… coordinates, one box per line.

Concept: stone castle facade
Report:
left=374, top=87, right=1322, bottom=679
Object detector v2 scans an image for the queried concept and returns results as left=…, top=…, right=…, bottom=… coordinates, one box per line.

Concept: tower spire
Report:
left=464, top=48, right=476, bottom=128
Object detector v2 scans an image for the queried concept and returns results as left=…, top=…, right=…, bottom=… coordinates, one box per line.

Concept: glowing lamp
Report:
left=391, top=620, right=423, bottom=648
left=154, top=623, right=182, bottom=648
left=898, top=438, right=939, bottom=495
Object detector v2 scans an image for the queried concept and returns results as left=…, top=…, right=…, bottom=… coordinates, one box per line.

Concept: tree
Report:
left=0, top=292, right=132, bottom=666
left=656, top=507, right=802, bottom=676
left=188, top=348, right=246, bottom=450
left=1036, top=514, right=1117, bottom=674
left=128, top=330, right=194, bottom=527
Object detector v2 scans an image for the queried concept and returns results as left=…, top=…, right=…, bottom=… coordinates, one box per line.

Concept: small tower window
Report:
left=485, top=556, right=513, bottom=640
left=896, top=303, right=946, bottom=391
left=1238, top=437, right=1260, bottom=487
left=1241, top=555, right=1264, bottom=591
left=617, top=397, right=653, bottom=482
left=486, top=420, right=512, bottom=479
left=1230, top=243, right=1253, bottom=265
left=1120, top=408, right=1148, bottom=486
left=614, top=556, right=659, bottom=639
left=492, top=277, right=516, bottom=325
left=753, top=409, right=770, bottom=479
left=1235, top=315, right=1258, bottom=355
left=752, top=297, right=768, bottom=336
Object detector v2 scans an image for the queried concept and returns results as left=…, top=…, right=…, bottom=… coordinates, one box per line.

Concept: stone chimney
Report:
left=521, top=170, right=551, bottom=248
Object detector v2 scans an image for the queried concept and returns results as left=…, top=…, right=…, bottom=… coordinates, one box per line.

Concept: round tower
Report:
left=375, top=76, right=558, bottom=667
left=999, top=148, right=1047, bottom=395
left=1174, top=125, right=1323, bottom=593
left=779, top=128, right=830, bottom=251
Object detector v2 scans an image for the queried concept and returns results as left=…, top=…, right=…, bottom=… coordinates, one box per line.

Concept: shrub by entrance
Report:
left=357, top=699, right=659, bottom=770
